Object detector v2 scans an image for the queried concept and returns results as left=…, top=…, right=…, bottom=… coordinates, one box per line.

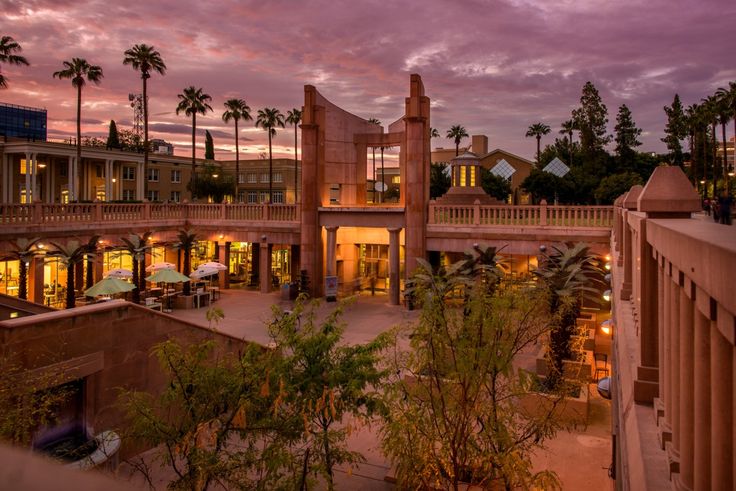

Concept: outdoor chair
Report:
left=594, top=353, right=609, bottom=382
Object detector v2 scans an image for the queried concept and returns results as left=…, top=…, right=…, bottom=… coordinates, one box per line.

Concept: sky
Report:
left=2, top=0, right=735, bottom=164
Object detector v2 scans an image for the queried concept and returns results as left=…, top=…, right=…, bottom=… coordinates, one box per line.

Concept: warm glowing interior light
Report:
left=112, top=178, right=117, bottom=183
left=601, top=325, right=611, bottom=335
left=605, top=262, right=611, bottom=271
left=37, top=243, right=44, bottom=249
left=218, top=234, right=224, bottom=239
left=38, top=163, right=47, bottom=168
left=603, top=289, right=611, bottom=302
left=212, top=174, right=219, bottom=178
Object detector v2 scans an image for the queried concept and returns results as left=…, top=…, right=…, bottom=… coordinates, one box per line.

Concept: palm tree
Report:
left=176, top=86, right=213, bottom=194
left=0, top=35, right=29, bottom=88
left=286, top=108, right=302, bottom=203
left=53, top=58, right=103, bottom=201
left=684, top=104, right=699, bottom=185
left=1, top=238, right=40, bottom=300
left=715, top=84, right=735, bottom=186
left=119, top=232, right=152, bottom=304
left=446, top=125, right=468, bottom=156
left=526, top=123, right=551, bottom=166
left=702, top=96, right=720, bottom=198
left=368, top=118, right=381, bottom=202
left=716, top=81, right=736, bottom=181
left=123, top=44, right=166, bottom=198
left=255, top=108, right=285, bottom=203
left=49, top=236, right=99, bottom=309
left=534, top=243, right=603, bottom=388
left=559, top=119, right=576, bottom=166
left=222, top=99, right=253, bottom=201
left=176, top=230, right=197, bottom=296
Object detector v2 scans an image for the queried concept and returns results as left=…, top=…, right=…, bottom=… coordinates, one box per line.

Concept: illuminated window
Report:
left=392, top=176, right=400, bottom=184
left=20, top=159, right=28, bottom=175
left=60, top=190, right=69, bottom=204
left=459, top=165, right=466, bottom=186
left=469, top=166, right=476, bottom=187
left=20, top=188, right=29, bottom=204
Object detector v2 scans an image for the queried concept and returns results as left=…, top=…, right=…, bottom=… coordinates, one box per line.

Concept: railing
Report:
left=0, top=203, right=300, bottom=227
left=428, top=201, right=614, bottom=228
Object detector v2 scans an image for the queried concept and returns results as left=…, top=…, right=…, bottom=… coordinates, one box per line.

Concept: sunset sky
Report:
left=3, top=0, right=735, bottom=163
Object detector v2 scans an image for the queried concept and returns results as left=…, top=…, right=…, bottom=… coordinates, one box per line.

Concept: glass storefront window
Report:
left=43, top=257, right=65, bottom=308
left=229, top=242, right=252, bottom=285
left=191, top=241, right=215, bottom=270
left=271, top=246, right=290, bottom=285
left=0, top=259, right=21, bottom=297
left=103, top=250, right=132, bottom=275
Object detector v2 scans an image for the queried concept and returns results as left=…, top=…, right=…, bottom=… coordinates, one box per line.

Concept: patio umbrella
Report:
left=105, top=268, right=133, bottom=279
left=146, top=269, right=191, bottom=283
left=146, top=262, right=176, bottom=272
left=84, top=277, right=136, bottom=297
left=190, top=267, right=219, bottom=280
left=197, top=261, right=227, bottom=271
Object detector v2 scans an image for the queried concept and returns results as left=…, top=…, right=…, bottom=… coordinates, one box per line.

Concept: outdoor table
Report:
left=161, top=291, right=181, bottom=313
left=194, top=291, right=210, bottom=309
left=209, top=286, right=220, bottom=301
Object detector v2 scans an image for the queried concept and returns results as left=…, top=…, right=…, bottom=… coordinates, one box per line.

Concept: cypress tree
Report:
left=572, top=81, right=611, bottom=159
left=204, top=130, right=215, bottom=160
left=106, top=120, right=120, bottom=149
left=614, top=104, right=642, bottom=172
left=662, top=94, right=686, bottom=166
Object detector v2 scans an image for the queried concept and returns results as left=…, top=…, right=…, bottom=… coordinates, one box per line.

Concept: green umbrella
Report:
left=84, top=277, right=136, bottom=297
left=146, top=269, right=192, bottom=284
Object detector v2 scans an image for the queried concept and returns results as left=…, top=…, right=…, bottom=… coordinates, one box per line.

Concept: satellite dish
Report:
left=374, top=181, right=388, bottom=192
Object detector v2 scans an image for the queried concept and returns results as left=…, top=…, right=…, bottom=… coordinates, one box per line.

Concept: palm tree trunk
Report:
left=381, top=147, right=385, bottom=203
left=191, top=113, right=197, bottom=197
left=712, top=123, right=718, bottom=198
left=183, top=247, right=191, bottom=296
left=235, top=118, right=240, bottom=202
left=131, top=257, right=140, bottom=304
left=268, top=131, right=273, bottom=204
left=536, top=135, right=541, bottom=165
left=139, top=252, right=146, bottom=297
left=455, top=141, right=459, bottom=157
left=66, top=264, right=75, bottom=309
left=372, top=147, right=376, bottom=203
left=85, top=254, right=94, bottom=290
left=294, top=124, right=298, bottom=204
left=143, top=75, right=149, bottom=198
left=18, top=260, right=27, bottom=300
left=76, top=84, right=82, bottom=202
left=721, top=122, right=728, bottom=186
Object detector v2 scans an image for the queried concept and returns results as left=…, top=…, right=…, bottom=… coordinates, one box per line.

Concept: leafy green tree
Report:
left=204, top=129, right=215, bottom=160
left=48, top=236, right=99, bottom=309
left=382, top=257, right=561, bottom=490
left=286, top=108, right=302, bottom=203
left=121, top=339, right=297, bottom=491
left=176, top=86, right=213, bottom=190
left=559, top=119, right=577, bottom=165
left=53, top=58, right=103, bottom=200
left=429, top=162, right=451, bottom=198
left=119, top=232, right=152, bottom=304
left=614, top=104, right=642, bottom=171
left=1, top=238, right=40, bottom=300
left=521, top=168, right=569, bottom=204
left=714, top=87, right=733, bottom=186
left=256, top=108, right=286, bottom=203
left=191, top=163, right=235, bottom=203
left=701, top=95, right=721, bottom=196
left=106, top=120, right=120, bottom=149
left=572, top=82, right=611, bottom=163
left=123, top=44, right=166, bottom=197
left=534, top=243, right=602, bottom=388
left=0, top=35, right=29, bottom=88
left=480, top=168, right=512, bottom=202
left=176, top=230, right=197, bottom=296
left=118, top=128, right=144, bottom=152
left=222, top=98, right=253, bottom=202
left=525, top=122, right=551, bottom=166
left=268, top=298, right=389, bottom=491
left=446, top=125, right=469, bottom=156
left=662, top=94, right=686, bottom=167
left=594, top=172, right=643, bottom=204
left=716, top=82, right=736, bottom=177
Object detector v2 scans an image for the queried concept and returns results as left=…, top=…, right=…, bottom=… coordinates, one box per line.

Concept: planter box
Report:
left=518, top=380, right=590, bottom=427
left=535, top=346, right=594, bottom=383
left=173, top=294, right=194, bottom=310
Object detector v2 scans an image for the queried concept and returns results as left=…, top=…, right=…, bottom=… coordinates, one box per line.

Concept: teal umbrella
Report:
left=84, top=277, right=136, bottom=297
left=146, top=269, right=192, bottom=283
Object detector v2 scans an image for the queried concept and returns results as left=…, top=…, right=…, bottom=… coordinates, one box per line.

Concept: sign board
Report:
left=325, top=275, right=338, bottom=301
left=374, top=181, right=388, bottom=192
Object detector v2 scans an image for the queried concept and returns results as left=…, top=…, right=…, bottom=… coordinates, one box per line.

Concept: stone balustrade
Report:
left=428, top=200, right=614, bottom=227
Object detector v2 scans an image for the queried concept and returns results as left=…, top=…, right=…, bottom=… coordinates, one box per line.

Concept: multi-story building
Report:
left=220, top=157, right=300, bottom=204
left=0, top=102, right=47, bottom=141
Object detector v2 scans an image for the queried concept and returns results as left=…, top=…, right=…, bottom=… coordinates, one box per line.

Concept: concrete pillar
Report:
left=93, top=251, right=104, bottom=284
left=49, top=159, right=55, bottom=203
left=634, top=220, right=659, bottom=403
left=656, top=256, right=665, bottom=417
left=622, top=213, right=632, bottom=299
left=388, top=227, right=401, bottom=306
left=290, top=244, right=300, bottom=283
left=325, top=226, right=338, bottom=278
left=259, top=241, right=271, bottom=294
left=28, top=255, right=44, bottom=305
left=669, top=275, right=681, bottom=457
left=44, top=159, right=52, bottom=203
left=299, top=103, right=321, bottom=297
left=24, top=152, right=31, bottom=203
left=31, top=153, right=38, bottom=201
left=710, top=327, right=733, bottom=489
left=217, top=242, right=230, bottom=289
left=67, top=156, right=74, bottom=201
left=693, top=309, right=711, bottom=489
left=1, top=154, right=7, bottom=203
left=662, top=263, right=672, bottom=433
left=676, top=285, right=694, bottom=490
left=104, top=160, right=111, bottom=201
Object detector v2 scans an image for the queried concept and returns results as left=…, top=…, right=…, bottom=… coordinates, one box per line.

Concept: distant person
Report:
left=718, top=192, right=732, bottom=225
left=703, top=198, right=711, bottom=216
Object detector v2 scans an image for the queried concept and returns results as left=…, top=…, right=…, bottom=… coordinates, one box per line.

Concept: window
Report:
left=469, top=166, right=476, bottom=187
left=329, top=184, right=340, bottom=204
left=247, top=173, right=257, bottom=183
left=60, top=165, right=67, bottom=177
left=20, top=159, right=28, bottom=175
left=170, top=191, right=180, bottom=203
left=260, top=173, right=269, bottom=183
left=171, top=169, right=181, bottom=183
left=273, top=172, right=283, bottom=183
left=122, top=189, right=136, bottom=201
left=459, top=165, right=466, bottom=186
left=147, top=168, right=159, bottom=182
left=123, top=167, right=135, bottom=181
left=272, top=191, right=284, bottom=203
left=146, top=190, right=160, bottom=202
left=238, top=173, right=245, bottom=184
left=259, top=192, right=269, bottom=203
left=392, top=176, right=400, bottom=184
left=247, top=191, right=258, bottom=203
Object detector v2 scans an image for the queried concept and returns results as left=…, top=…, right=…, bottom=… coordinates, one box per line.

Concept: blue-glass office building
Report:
left=0, top=102, right=47, bottom=140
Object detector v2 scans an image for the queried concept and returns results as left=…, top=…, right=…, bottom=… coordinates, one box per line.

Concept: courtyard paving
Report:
left=122, top=289, right=613, bottom=490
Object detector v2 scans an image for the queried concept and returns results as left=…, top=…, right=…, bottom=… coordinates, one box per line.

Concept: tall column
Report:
left=31, top=153, right=38, bottom=201
left=45, top=159, right=52, bottom=203
left=621, top=212, right=632, bottom=299
left=710, top=327, right=733, bottom=489
left=662, top=263, right=672, bottom=438
left=104, top=160, right=111, bottom=201
left=29, top=255, right=45, bottom=305
left=67, top=156, right=74, bottom=201
left=676, top=283, right=694, bottom=490
left=388, top=227, right=401, bottom=306
left=24, top=152, right=31, bottom=203
left=693, top=309, right=711, bottom=489
left=137, top=161, right=145, bottom=200
left=634, top=220, right=659, bottom=403
left=669, top=275, right=681, bottom=464
left=217, top=242, right=230, bottom=289
left=325, top=226, right=338, bottom=301
left=259, top=241, right=271, bottom=294
left=2, top=154, right=9, bottom=202
left=50, top=158, right=55, bottom=203
left=290, top=244, right=301, bottom=283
